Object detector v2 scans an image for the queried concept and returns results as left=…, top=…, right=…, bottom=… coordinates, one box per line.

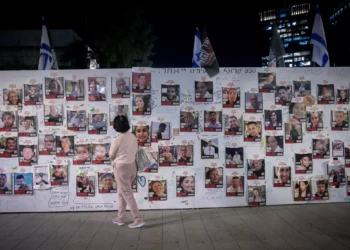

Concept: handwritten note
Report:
left=221, top=68, right=242, bottom=75
left=69, top=203, right=113, bottom=211
left=48, top=187, right=69, bottom=208
left=180, top=200, right=189, bottom=205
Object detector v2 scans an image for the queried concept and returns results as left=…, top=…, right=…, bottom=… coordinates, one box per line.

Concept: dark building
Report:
left=259, top=3, right=315, bottom=67
left=327, top=1, right=350, bottom=66
left=0, top=29, right=96, bottom=70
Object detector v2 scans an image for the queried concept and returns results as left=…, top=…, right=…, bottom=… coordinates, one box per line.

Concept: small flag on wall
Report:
left=192, top=27, right=201, bottom=68
left=199, top=27, right=220, bottom=77
left=310, top=7, right=329, bottom=67
left=38, top=17, right=58, bottom=70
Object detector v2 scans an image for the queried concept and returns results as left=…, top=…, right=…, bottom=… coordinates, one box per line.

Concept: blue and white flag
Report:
left=38, top=19, right=54, bottom=70
left=310, top=7, right=329, bottom=67
left=192, top=27, right=201, bottom=68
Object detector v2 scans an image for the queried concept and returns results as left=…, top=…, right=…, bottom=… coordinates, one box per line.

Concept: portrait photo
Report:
left=195, top=81, right=213, bottom=102
left=180, top=111, right=199, bottom=132
left=76, top=175, right=95, bottom=197
left=306, top=111, right=323, bottom=131
left=245, top=92, right=263, bottom=113
left=148, top=180, right=167, bottom=201
left=44, top=104, right=63, bottom=126
left=111, top=77, right=131, bottom=98
left=132, top=125, right=151, bottom=146
left=331, top=110, right=348, bottom=131
left=222, top=87, right=240, bottom=108
left=0, top=111, right=17, bottom=132
left=273, top=166, right=291, bottom=187
left=98, top=172, right=117, bottom=193
left=45, top=77, right=64, bottom=99
left=224, top=114, right=242, bottom=135
left=275, top=85, right=292, bottom=106
left=3, top=88, right=23, bottom=108
left=38, top=134, right=56, bottom=155
left=204, top=111, right=222, bottom=132
left=151, top=121, right=171, bottom=142
left=132, top=94, right=151, bottom=115
left=176, top=176, right=195, bottom=197
left=132, top=72, right=151, bottom=93
left=14, top=173, right=33, bottom=195
left=317, top=84, right=335, bottom=104
left=295, top=153, right=313, bottom=174
left=88, top=77, right=106, bottom=101
left=285, top=123, right=302, bottom=143
left=161, top=84, right=180, bottom=105
left=65, top=79, right=84, bottom=101
left=336, top=88, right=349, bottom=104
left=258, top=72, right=276, bottom=93
left=88, top=113, right=108, bottom=134
left=177, top=145, right=194, bottom=166
left=244, top=120, right=262, bottom=142
left=201, top=138, right=219, bottom=159
left=24, top=84, right=43, bottom=105
left=293, top=80, right=311, bottom=97
left=50, top=164, right=68, bottom=186
left=248, top=185, right=266, bottom=206
left=91, top=143, right=110, bottom=164
left=247, top=159, right=265, bottom=180
left=294, top=180, right=311, bottom=201
left=205, top=167, right=223, bottom=188
left=158, top=145, right=177, bottom=166
left=0, top=136, right=18, bottom=158
left=264, top=110, right=282, bottom=130
left=266, top=135, right=284, bottom=156
left=225, top=147, right=243, bottom=168
left=226, top=176, right=244, bottom=196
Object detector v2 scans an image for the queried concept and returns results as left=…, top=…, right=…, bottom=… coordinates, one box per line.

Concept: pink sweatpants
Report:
left=113, top=162, right=141, bottom=222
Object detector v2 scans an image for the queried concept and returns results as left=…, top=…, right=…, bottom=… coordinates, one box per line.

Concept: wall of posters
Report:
left=0, top=67, right=350, bottom=213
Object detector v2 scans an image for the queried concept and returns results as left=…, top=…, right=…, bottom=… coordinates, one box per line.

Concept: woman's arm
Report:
left=109, top=137, right=119, bottom=161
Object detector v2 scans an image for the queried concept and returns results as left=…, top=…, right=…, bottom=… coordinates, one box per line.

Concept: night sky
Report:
left=0, top=1, right=339, bottom=68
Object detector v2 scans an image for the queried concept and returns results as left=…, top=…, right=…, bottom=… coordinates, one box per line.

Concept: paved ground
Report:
left=0, top=203, right=350, bottom=250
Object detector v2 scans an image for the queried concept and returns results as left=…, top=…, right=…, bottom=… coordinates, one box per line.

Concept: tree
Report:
left=82, top=5, right=157, bottom=68
left=0, top=55, right=37, bottom=70
left=61, top=40, right=94, bottom=69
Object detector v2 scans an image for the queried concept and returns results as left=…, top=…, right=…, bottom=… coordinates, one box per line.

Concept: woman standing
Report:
left=109, top=115, right=145, bottom=228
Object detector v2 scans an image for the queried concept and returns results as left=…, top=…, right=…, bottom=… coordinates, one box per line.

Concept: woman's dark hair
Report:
left=113, top=115, right=130, bottom=133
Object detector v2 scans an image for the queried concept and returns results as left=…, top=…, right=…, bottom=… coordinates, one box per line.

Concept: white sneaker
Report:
left=112, top=218, right=125, bottom=226
left=128, top=221, right=145, bottom=228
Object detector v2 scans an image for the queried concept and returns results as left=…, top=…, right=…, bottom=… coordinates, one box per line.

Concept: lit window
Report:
left=300, top=61, right=311, bottom=66
left=284, top=38, right=292, bottom=42
left=292, top=22, right=297, bottom=25
left=280, top=13, right=286, bottom=17
left=294, top=51, right=310, bottom=56
left=287, top=23, right=291, bottom=27
left=266, top=26, right=272, bottom=30
left=299, top=41, right=308, bottom=45
left=289, top=64, right=293, bottom=67
left=294, top=36, right=309, bottom=41
left=284, top=43, right=289, bottom=47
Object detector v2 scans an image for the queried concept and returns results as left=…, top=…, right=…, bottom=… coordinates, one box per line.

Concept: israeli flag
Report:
left=310, top=7, right=329, bottom=67
left=38, top=21, right=54, bottom=70
left=192, top=27, right=201, bottom=68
